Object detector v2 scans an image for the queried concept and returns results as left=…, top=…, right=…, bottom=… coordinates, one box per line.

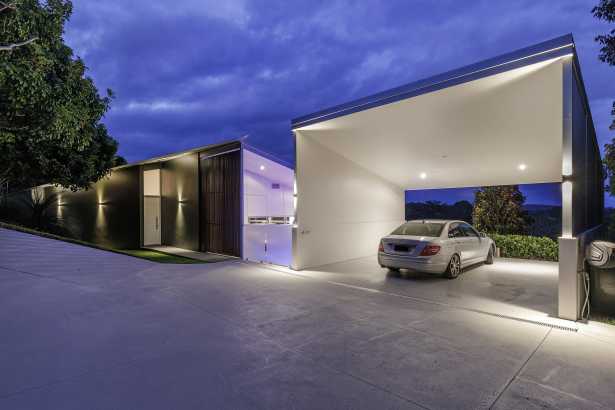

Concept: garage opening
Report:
left=291, top=35, right=603, bottom=321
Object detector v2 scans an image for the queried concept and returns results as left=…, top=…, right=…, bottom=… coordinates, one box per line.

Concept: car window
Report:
left=461, top=224, right=479, bottom=238
left=447, top=223, right=466, bottom=238
left=391, top=222, right=444, bottom=237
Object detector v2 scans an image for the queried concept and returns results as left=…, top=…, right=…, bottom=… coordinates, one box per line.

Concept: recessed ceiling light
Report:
left=259, top=165, right=265, bottom=171
left=420, top=172, right=427, bottom=179
left=518, top=163, right=527, bottom=171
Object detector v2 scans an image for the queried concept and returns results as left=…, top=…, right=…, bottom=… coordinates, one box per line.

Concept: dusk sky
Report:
left=64, top=1, right=615, bottom=205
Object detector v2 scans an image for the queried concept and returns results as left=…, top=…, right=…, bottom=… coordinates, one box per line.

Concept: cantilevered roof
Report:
left=292, top=34, right=578, bottom=130
left=291, top=35, right=596, bottom=190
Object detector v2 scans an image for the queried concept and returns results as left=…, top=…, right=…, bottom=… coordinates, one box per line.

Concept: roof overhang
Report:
left=293, top=35, right=579, bottom=190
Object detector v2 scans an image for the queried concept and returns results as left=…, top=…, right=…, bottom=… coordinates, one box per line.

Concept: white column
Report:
left=558, top=55, right=579, bottom=321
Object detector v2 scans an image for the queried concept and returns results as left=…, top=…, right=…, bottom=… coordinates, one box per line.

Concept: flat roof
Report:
left=114, top=138, right=293, bottom=171
left=292, top=34, right=579, bottom=130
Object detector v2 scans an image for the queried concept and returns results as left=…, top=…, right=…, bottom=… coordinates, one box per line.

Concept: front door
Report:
left=143, top=196, right=161, bottom=246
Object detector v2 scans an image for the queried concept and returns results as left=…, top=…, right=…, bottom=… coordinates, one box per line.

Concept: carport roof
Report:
left=292, top=34, right=582, bottom=130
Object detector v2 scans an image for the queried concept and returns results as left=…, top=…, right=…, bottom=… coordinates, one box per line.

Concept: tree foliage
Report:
left=472, top=185, right=530, bottom=235
left=0, top=0, right=124, bottom=192
left=593, top=0, right=615, bottom=66
left=595, top=1, right=615, bottom=195
left=406, top=200, right=473, bottom=223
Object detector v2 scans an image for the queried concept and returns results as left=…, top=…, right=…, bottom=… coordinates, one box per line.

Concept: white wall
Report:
left=293, top=133, right=405, bottom=270
left=243, top=171, right=293, bottom=222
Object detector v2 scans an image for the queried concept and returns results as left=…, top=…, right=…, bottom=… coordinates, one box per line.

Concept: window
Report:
left=391, top=222, right=444, bottom=237
left=460, top=223, right=479, bottom=238
left=447, top=223, right=465, bottom=238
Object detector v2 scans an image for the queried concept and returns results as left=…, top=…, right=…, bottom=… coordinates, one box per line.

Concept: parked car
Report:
left=378, top=220, right=495, bottom=279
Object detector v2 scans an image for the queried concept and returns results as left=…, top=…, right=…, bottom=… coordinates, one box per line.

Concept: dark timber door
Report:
left=199, top=150, right=241, bottom=256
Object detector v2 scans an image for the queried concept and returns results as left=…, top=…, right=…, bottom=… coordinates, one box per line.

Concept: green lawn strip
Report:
left=0, top=221, right=206, bottom=264
left=591, top=314, right=615, bottom=326
left=118, top=249, right=205, bottom=264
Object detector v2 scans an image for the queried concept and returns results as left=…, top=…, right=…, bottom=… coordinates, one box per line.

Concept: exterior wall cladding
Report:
left=161, top=153, right=199, bottom=251
left=44, top=166, right=141, bottom=249
left=571, top=61, right=603, bottom=237
left=33, top=141, right=241, bottom=251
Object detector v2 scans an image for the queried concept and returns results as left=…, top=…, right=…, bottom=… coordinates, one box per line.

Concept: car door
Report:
left=460, top=223, right=482, bottom=262
left=447, top=223, right=471, bottom=261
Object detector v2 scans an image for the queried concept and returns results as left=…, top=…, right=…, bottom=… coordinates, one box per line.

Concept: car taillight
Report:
left=420, top=244, right=441, bottom=256
left=378, top=241, right=384, bottom=252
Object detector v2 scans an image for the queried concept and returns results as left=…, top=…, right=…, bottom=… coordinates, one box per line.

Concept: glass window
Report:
left=391, top=222, right=445, bottom=237
left=447, top=223, right=465, bottom=238
left=461, top=223, right=479, bottom=238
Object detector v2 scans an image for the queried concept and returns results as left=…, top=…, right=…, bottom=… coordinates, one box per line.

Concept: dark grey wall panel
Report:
left=161, top=153, right=199, bottom=250
left=199, top=149, right=241, bottom=256
left=571, top=68, right=603, bottom=236
left=44, top=166, right=141, bottom=249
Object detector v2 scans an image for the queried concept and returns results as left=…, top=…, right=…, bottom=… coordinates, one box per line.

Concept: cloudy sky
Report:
left=65, top=0, right=615, bottom=204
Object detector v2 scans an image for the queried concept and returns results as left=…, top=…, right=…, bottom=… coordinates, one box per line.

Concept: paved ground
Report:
left=290, top=256, right=561, bottom=325
left=1, top=228, right=614, bottom=409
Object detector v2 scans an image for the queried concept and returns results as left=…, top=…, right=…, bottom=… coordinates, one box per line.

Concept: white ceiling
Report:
left=295, top=57, right=565, bottom=190
left=243, top=148, right=294, bottom=187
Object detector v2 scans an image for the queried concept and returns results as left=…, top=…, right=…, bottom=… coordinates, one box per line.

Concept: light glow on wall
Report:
left=561, top=180, right=572, bottom=238
left=518, top=163, right=527, bottom=171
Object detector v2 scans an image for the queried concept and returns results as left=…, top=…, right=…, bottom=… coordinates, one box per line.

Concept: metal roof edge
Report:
left=242, top=142, right=294, bottom=170
left=291, top=34, right=575, bottom=129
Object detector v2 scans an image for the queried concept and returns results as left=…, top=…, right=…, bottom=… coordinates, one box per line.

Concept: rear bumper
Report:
left=378, top=252, right=448, bottom=274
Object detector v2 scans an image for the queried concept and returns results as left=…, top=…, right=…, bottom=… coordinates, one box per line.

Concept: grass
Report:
left=0, top=221, right=207, bottom=264
left=118, top=249, right=205, bottom=264
left=591, top=314, right=615, bottom=326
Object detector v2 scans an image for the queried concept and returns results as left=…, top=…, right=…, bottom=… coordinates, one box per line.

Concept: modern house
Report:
left=21, top=34, right=603, bottom=322
left=291, top=34, right=603, bottom=321
left=38, top=140, right=294, bottom=266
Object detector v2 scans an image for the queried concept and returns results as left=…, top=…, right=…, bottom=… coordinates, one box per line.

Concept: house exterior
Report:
left=291, top=34, right=603, bottom=320
left=37, top=140, right=294, bottom=266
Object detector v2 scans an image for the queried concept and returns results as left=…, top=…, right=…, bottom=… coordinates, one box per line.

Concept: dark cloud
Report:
left=65, top=0, right=614, bottom=173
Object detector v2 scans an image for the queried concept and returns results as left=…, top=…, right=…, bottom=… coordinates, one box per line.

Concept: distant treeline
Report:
left=405, top=201, right=562, bottom=239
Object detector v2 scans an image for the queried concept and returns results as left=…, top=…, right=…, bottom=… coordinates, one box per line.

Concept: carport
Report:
left=291, top=35, right=603, bottom=321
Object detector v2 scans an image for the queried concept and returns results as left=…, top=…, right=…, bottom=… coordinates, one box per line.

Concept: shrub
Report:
left=490, top=234, right=558, bottom=262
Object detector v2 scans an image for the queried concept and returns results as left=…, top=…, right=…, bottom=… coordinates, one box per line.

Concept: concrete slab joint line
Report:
left=485, top=328, right=552, bottom=409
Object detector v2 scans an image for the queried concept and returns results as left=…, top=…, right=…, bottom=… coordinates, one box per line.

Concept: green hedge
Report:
left=490, top=234, right=558, bottom=262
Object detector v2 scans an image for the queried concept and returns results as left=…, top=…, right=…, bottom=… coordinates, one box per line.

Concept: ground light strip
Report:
left=253, top=262, right=579, bottom=333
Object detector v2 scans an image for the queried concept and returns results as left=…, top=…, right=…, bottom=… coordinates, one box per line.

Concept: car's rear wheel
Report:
left=445, top=254, right=461, bottom=279
left=485, top=246, right=494, bottom=265
left=387, top=267, right=400, bottom=273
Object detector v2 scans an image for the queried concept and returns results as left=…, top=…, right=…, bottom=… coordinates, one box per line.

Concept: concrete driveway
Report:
left=288, top=256, right=561, bottom=326
left=1, top=227, right=614, bottom=409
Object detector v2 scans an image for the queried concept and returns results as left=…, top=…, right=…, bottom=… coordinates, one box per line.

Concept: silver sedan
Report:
left=378, top=220, right=495, bottom=279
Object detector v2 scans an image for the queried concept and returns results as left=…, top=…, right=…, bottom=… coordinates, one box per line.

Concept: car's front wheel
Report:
left=444, top=254, right=461, bottom=279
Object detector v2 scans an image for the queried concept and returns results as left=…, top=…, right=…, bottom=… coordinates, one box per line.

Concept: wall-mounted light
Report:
left=419, top=172, right=427, bottom=180
left=259, top=165, right=266, bottom=171
left=518, top=163, right=527, bottom=171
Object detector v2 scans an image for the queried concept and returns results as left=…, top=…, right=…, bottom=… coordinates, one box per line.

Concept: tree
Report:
left=595, top=1, right=615, bottom=195
left=472, top=185, right=530, bottom=234
left=0, top=0, right=123, bottom=192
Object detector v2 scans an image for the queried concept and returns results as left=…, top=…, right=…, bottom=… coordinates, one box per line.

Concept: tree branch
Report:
left=0, top=2, right=16, bottom=13
left=0, top=37, right=37, bottom=51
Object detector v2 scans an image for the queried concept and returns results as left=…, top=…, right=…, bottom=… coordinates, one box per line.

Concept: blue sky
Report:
left=64, top=1, right=615, bottom=205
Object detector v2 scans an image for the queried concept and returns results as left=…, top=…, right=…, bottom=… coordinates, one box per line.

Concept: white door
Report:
left=143, top=196, right=161, bottom=246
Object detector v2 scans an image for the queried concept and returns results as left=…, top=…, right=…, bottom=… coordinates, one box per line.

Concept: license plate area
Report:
left=393, top=244, right=414, bottom=253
